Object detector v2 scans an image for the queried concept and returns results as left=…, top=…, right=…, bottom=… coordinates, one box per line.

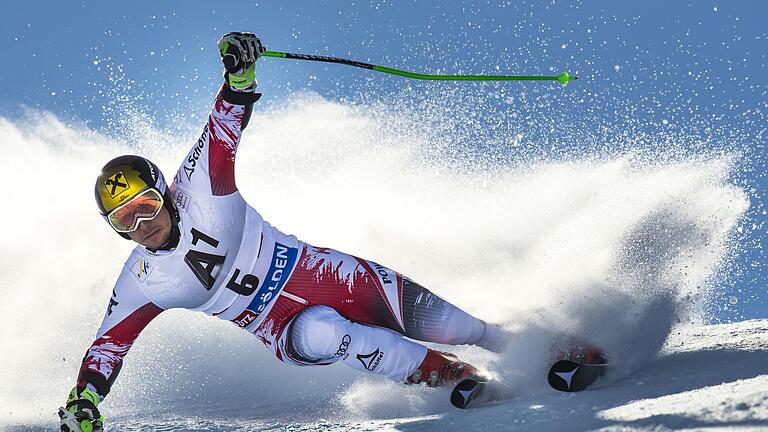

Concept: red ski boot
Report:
left=406, top=349, right=483, bottom=387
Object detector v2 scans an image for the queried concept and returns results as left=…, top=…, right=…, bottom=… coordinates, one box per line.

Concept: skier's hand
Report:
left=218, top=32, right=265, bottom=90
left=59, top=387, right=104, bottom=432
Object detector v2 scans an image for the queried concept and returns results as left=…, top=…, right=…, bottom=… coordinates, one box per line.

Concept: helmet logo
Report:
left=105, top=172, right=130, bottom=198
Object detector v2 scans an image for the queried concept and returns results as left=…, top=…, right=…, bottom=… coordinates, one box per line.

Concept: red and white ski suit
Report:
left=76, top=84, right=503, bottom=399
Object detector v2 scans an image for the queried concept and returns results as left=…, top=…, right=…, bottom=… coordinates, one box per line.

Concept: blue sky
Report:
left=3, top=1, right=765, bottom=124
left=0, top=1, right=765, bottom=320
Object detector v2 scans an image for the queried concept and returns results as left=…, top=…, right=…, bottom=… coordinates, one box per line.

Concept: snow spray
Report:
left=0, top=91, right=748, bottom=426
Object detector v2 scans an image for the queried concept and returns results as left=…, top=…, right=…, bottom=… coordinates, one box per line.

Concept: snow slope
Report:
left=394, top=319, right=768, bottom=432
left=7, top=320, right=765, bottom=431
left=110, top=320, right=768, bottom=431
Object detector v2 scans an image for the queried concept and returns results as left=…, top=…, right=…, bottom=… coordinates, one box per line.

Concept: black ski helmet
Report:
left=94, top=155, right=178, bottom=239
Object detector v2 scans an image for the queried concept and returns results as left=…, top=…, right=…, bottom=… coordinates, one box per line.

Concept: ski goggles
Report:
left=106, top=188, right=165, bottom=233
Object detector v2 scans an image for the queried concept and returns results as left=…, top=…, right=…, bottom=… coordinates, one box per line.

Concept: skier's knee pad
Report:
left=288, top=305, right=428, bottom=382
left=288, top=306, right=350, bottom=363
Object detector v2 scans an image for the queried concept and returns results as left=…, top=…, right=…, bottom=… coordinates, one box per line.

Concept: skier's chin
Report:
left=139, top=227, right=169, bottom=249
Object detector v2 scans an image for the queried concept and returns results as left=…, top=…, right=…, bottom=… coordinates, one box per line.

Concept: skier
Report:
left=59, top=32, right=511, bottom=431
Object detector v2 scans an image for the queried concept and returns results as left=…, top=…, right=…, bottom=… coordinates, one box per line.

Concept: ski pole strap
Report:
left=262, top=50, right=577, bottom=85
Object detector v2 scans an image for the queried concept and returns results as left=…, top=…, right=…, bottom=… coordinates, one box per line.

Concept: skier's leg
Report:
left=286, top=305, right=479, bottom=386
left=287, top=305, right=426, bottom=381
left=399, top=278, right=510, bottom=353
left=274, top=245, right=511, bottom=362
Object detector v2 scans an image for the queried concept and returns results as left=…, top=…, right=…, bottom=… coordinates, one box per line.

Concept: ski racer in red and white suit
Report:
left=64, top=32, right=510, bottom=431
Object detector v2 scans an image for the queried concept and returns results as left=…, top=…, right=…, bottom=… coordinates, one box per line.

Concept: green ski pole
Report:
left=262, top=51, right=576, bottom=85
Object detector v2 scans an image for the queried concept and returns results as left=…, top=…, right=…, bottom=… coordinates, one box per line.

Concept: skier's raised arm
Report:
left=60, top=268, right=164, bottom=431
left=59, top=32, right=267, bottom=432
left=172, top=32, right=265, bottom=197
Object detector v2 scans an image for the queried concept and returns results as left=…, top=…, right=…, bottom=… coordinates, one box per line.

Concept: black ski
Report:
left=547, top=360, right=608, bottom=392
left=450, top=377, right=510, bottom=409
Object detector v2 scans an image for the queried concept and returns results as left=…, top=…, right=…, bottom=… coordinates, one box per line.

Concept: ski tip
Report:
left=450, top=378, right=486, bottom=409
left=548, top=361, right=578, bottom=392
left=548, top=360, right=608, bottom=392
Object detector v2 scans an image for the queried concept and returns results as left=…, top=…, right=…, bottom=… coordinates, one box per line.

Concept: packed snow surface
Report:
left=6, top=321, right=766, bottom=431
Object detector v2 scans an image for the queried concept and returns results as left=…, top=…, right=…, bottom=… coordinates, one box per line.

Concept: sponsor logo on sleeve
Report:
left=356, top=348, right=384, bottom=371
left=107, top=289, right=119, bottom=315
left=183, top=124, right=209, bottom=181
left=130, top=257, right=154, bottom=282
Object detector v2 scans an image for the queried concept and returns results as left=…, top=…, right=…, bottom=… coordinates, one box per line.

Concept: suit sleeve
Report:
left=172, top=83, right=261, bottom=196
left=76, top=269, right=164, bottom=399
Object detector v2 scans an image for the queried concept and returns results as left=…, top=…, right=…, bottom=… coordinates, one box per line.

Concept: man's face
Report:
left=127, top=206, right=172, bottom=249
